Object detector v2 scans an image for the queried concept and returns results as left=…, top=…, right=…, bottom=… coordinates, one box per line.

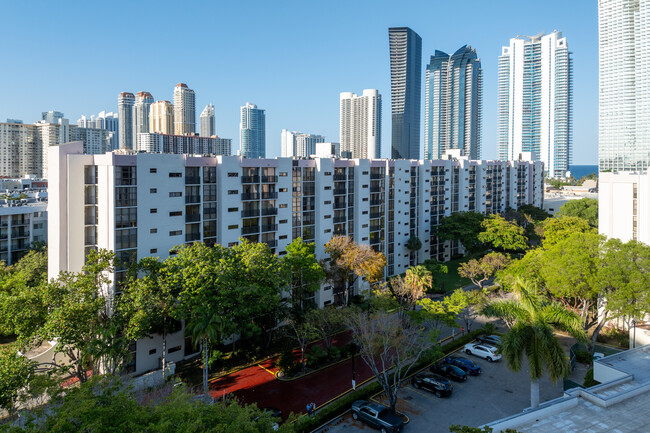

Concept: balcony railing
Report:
left=261, top=192, right=278, bottom=200
left=241, top=175, right=260, bottom=183
left=185, top=177, right=201, bottom=185
left=185, top=232, right=201, bottom=242
left=262, top=175, right=278, bottom=183
left=241, top=209, right=260, bottom=218
left=242, top=225, right=260, bottom=235
left=334, top=174, right=346, bottom=181
left=334, top=216, right=346, bottom=224
left=185, top=214, right=200, bottom=223
left=185, top=195, right=201, bottom=204
left=241, top=193, right=260, bottom=201
left=261, top=208, right=277, bottom=216
left=263, top=239, right=277, bottom=248
left=261, top=224, right=278, bottom=232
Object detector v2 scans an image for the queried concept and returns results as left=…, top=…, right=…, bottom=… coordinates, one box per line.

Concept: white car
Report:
left=464, top=342, right=502, bottom=362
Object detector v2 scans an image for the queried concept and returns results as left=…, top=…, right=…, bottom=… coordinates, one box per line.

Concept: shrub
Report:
left=307, top=345, right=328, bottom=367
left=328, top=345, right=341, bottom=360
left=277, top=349, right=295, bottom=375
left=583, top=368, right=601, bottom=388
left=574, top=349, right=593, bottom=365
left=208, top=349, right=225, bottom=370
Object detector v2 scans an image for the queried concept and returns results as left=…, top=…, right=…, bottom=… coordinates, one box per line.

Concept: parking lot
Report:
left=321, top=348, right=564, bottom=433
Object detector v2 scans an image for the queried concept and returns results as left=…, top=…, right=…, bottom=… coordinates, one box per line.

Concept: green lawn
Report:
left=434, top=257, right=474, bottom=293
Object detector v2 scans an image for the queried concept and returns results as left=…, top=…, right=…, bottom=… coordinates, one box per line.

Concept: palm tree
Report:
left=405, top=265, right=432, bottom=294
left=481, top=278, right=586, bottom=408
left=185, top=306, right=223, bottom=401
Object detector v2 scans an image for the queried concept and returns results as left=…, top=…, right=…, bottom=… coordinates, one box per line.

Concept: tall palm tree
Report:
left=405, top=265, right=433, bottom=295
left=185, top=306, right=223, bottom=401
left=481, top=278, right=586, bottom=408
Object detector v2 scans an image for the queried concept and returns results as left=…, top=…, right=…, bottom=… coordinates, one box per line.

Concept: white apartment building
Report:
left=599, top=172, right=650, bottom=245
left=133, top=92, right=154, bottom=151
left=340, top=90, right=382, bottom=159
left=200, top=104, right=215, bottom=137
left=281, top=130, right=326, bottom=157
left=137, top=132, right=231, bottom=156
left=49, top=142, right=542, bottom=375
left=498, top=31, right=573, bottom=178
left=77, top=111, right=119, bottom=150
left=0, top=191, right=47, bottom=264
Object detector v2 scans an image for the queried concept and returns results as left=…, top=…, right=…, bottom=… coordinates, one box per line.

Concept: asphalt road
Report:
left=321, top=348, right=564, bottom=433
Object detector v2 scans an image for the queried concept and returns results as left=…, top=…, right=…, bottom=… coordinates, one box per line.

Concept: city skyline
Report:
left=0, top=0, right=598, bottom=163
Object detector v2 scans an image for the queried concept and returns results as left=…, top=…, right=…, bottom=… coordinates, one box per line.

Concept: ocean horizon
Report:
left=568, top=164, right=598, bottom=179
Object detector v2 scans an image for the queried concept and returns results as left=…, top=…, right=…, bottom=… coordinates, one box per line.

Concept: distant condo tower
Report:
left=150, top=101, right=174, bottom=135
left=498, top=31, right=573, bottom=178
left=281, top=130, right=325, bottom=157
left=200, top=104, right=215, bottom=137
left=134, top=91, right=154, bottom=150
left=340, top=90, right=382, bottom=159
left=240, top=102, right=266, bottom=158
left=173, top=83, right=196, bottom=135
left=424, top=45, right=483, bottom=160
left=118, top=92, right=135, bottom=149
left=599, top=0, right=650, bottom=172
left=389, top=27, right=422, bottom=159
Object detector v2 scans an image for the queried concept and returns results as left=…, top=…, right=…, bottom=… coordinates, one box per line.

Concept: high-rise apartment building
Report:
left=42, top=111, right=65, bottom=124
left=200, top=104, right=215, bottom=137
left=340, top=90, right=382, bottom=159
left=281, top=130, right=326, bottom=157
left=240, top=103, right=266, bottom=158
left=118, top=92, right=135, bottom=150
left=134, top=92, right=154, bottom=150
left=424, top=46, right=483, bottom=160
left=599, top=0, right=650, bottom=171
left=173, top=83, right=196, bottom=135
left=498, top=31, right=573, bottom=178
left=389, top=27, right=422, bottom=159
left=77, top=111, right=119, bottom=150
left=150, top=101, right=174, bottom=135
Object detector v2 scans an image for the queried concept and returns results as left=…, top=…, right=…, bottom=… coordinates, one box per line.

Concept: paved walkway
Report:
left=209, top=331, right=374, bottom=417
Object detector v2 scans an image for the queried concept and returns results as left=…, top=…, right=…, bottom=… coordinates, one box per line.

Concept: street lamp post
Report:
left=351, top=342, right=357, bottom=390
left=632, top=319, right=637, bottom=349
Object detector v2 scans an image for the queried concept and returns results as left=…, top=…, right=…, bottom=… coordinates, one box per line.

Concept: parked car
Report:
left=477, top=335, right=502, bottom=346
left=464, top=342, right=502, bottom=362
left=443, top=356, right=481, bottom=375
left=412, top=372, right=453, bottom=397
left=351, top=400, right=404, bottom=432
left=430, top=362, right=468, bottom=382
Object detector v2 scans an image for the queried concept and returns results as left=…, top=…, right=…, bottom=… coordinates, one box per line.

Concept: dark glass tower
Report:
left=389, top=27, right=422, bottom=159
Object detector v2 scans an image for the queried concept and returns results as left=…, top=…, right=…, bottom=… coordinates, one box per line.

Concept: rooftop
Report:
left=487, top=345, right=650, bottom=433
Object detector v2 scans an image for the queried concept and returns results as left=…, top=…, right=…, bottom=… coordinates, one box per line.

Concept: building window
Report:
left=279, top=188, right=288, bottom=192
left=150, top=249, right=157, bottom=254
left=228, top=242, right=238, bottom=247
left=279, top=219, right=288, bottom=224
left=279, top=235, right=287, bottom=239
left=362, top=237, right=368, bottom=241
left=150, top=188, right=157, bottom=194
left=279, top=204, right=288, bottom=208
left=149, top=349, right=156, bottom=355
left=324, top=229, right=331, bottom=233
left=150, top=208, right=157, bottom=214
left=150, top=168, right=157, bottom=174
left=228, top=172, right=238, bottom=177
left=362, top=224, right=368, bottom=228
left=362, top=210, right=368, bottom=215
left=169, top=211, right=182, bottom=217
left=150, top=228, right=157, bottom=234
left=324, top=201, right=331, bottom=205
left=279, top=172, right=288, bottom=177
left=324, top=215, right=331, bottom=219
left=362, top=171, right=368, bottom=175
left=169, top=172, right=182, bottom=178
left=228, top=207, right=238, bottom=212
left=228, top=224, right=238, bottom=230
left=324, top=186, right=331, bottom=190
left=362, top=198, right=368, bottom=202
left=169, top=230, right=182, bottom=236
left=228, top=190, right=238, bottom=195
left=168, top=345, right=181, bottom=354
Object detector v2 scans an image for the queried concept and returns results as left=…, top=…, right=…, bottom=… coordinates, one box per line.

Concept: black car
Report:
left=412, top=372, right=453, bottom=397
left=430, top=362, right=468, bottom=382
left=477, top=335, right=502, bottom=347
left=351, top=400, right=404, bottom=432
left=443, top=356, right=481, bottom=376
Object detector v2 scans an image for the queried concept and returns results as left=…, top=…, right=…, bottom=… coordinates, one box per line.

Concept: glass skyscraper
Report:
left=498, top=31, right=572, bottom=178
left=599, top=0, right=650, bottom=172
left=240, top=102, right=265, bottom=158
left=424, top=46, right=483, bottom=160
left=389, top=27, right=422, bottom=159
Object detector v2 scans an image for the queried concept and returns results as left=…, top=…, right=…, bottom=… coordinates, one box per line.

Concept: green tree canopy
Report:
left=556, top=198, right=598, bottom=227
left=458, top=252, right=510, bottom=290
left=283, top=238, right=325, bottom=319
left=436, top=211, right=486, bottom=254
left=478, top=214, right=528, bottom=252
left=541, top=215, right=596, bottom=247
left=0, top=345, right=35, bottom=415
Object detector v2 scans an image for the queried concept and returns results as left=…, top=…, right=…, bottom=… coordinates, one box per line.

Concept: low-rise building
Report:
left=599, top=171, right=650, bottom=244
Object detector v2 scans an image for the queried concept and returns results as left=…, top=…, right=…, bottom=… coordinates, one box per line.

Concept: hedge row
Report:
left=293, top=328, right=491, bottom=433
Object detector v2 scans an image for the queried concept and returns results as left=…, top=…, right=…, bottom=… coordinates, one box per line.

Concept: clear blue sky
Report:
left=0, top=0, right=598, bottom=163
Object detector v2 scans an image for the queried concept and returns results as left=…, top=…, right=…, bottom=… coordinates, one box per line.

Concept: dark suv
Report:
left=430, top=362, right=468, bottom=382
left=443, top=356, right=481, bottom=376
left=412, top=372, right=453, bottom=397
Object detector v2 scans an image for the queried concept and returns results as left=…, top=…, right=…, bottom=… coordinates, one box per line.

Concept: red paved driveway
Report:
left=209, top=332, right=375, bottom=417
